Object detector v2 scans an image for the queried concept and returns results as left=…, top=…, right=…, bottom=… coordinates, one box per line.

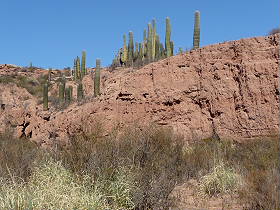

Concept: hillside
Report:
left=0, top=34, right=279, bottom=147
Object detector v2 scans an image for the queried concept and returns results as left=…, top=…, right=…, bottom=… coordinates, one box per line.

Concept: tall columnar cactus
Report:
left=147, top=23, right=153, bottom=61
left=76, top=56, right=81, bottom=80
left=77, top=83, right=83, bottom=101
left=152, top=19, right=157, bottom=61
left=159, top=43, right=165, bottom=59
left=81, top=51, right=86, bottom=77
left=94, top=59, right=101, bottom=97
left=128, top=31, right=134, bottom=65
left=193, top=10, right=201, bottom=50
left=155, top=34, right=160, bottom=60
left=143, top=29, right=147, bottom=57
left=121, top=34, right=128, bottom=65
left=43, top=83, right=48, bottom=111
left=139, top=43, right=144, bottom=61
left=59, top=81, right=65, bottom=104
left=73, top=58, right=77, bottom=80
left=133, top=42, right=138, bottom=60
left=170, top=40, right=174, bottom=56
left=165, top=17, right=172, bottom=57
left=69, top=86, right=73, bottom=101
left=138, top=43, right=143, bottom=61
left=65, top=87, right=71, bottom=105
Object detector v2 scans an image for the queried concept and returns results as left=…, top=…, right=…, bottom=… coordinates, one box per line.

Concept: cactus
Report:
left=94, top=59, right=101, bottom=97
left=76, top=56, right=81, bottom=80
left=143, top=29, right=147, bottom=57
left=155, top=34, right=160, bottom=60
left=81, top=51, right=86, bottom=77
left=134, top=42, right=139, bottom=60
left=170, top=40, right=174, bottom=56
left=121, top=34, right=128, bottom=65
left=59, top=81, right=65, bottom=104
left=152, top=19, right=157, bottom=61
left=73, top=58, right=77, bottom=80
left=159, top=43, right=165, bottom=59
left=65, top=87, right=71, bottom=105
left=128, top=31, right=134, bottom=65
left=193, top=10, right=201, bottom=50
left=77, top=83, right=83, bottom=101
left=69, top=86, right=73, bottom=101
left=43, top=83, right=48, bottom=111
left=139, top=43, right=144, bottom=61
left=165, top=17, right=172, bottom=57
left=147, top=23, right=153, bottom=61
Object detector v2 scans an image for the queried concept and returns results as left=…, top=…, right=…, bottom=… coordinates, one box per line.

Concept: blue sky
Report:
left=0, top=0, right=279, bottom=69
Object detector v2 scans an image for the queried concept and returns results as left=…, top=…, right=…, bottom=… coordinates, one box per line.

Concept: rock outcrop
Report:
left=0, top=34, right=279, bottom=146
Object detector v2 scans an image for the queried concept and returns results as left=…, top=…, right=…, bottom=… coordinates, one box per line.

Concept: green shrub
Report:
left=198, top=161, right=241, bottom=197
left=0, top=158, right=105, bottom=210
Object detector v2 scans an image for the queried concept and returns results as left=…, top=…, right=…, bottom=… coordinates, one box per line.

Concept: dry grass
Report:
left=198, top=161, right=241, bottom=197
left=57, top=125, right=187, bottom=210
left=0, top=158, right=105, bottom=210
left=0, top=130, right=39, bottom=181
left=0, top=126, right=279, bottom=210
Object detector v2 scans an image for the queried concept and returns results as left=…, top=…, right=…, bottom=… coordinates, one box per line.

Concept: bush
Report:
left=58, top=125, right=187, bottom=210
left=0, top=158, right=105, bottom=210
left=0, top=74, right=49, bottom=98
left=0, top=130, right=39, bottom=181
left=1, top=125, right=279, bottom=210
left=198, top=161, right=241, bottom=197
left=236, top=137, right=280, bottom=210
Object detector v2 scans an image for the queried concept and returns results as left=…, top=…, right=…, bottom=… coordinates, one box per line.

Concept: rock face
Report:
left=0, top=34, right=279, bottom=145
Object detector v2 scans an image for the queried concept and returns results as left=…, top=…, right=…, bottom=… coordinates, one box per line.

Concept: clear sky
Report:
left=0, top=0, right=279, bottom=69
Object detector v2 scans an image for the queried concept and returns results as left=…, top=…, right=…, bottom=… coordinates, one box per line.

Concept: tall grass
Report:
left=58, top=125, right=187, bottom=209
left=0, top=126, right=279, bottom=210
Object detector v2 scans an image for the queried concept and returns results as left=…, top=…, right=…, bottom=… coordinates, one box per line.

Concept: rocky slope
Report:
left=0, top=34, right=279, bottom=146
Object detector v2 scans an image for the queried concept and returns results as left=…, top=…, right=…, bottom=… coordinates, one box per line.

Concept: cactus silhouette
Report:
left=43, top=83, right=48, bottom=111
left=94, top=59, right=101, bottom=97
left=165, top=17, right=172, bottom=57
left=81, top=51, right=86, bottom=77
left=193, top=10, right=201, bottom=49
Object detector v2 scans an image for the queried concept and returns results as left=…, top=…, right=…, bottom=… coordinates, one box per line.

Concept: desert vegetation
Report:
left=0, top=7, right=279, bottom=210
left=0, top=125, right=279, bottom=210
